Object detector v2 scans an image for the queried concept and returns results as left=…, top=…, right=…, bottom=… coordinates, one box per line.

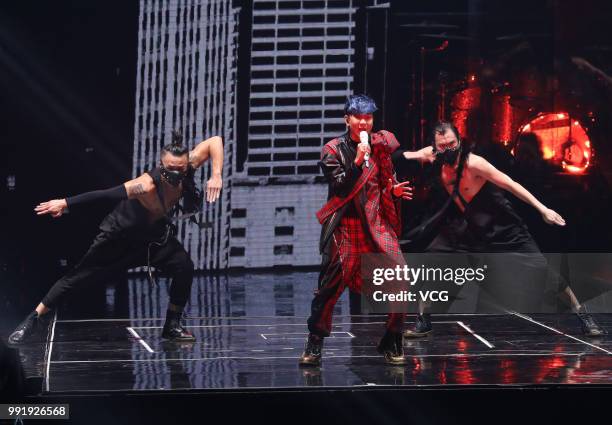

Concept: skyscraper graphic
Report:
left=229, top=0, right=358, bottom=267
left=133, top=0, right=240, bottom=269
left=244, top=0, right=356, bottom=177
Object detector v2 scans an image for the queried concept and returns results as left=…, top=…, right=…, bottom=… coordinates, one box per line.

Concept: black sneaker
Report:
left=577, top=307, right=607, bottom=337
left=377, top=331, right=406, bottom=365
left=299, top=334, right=323, bottom=367
left=162, top=319, right=196, bottom=342
left=8, top=311, right=40, bottom=345
left=403, top=314, right=432, bottom=338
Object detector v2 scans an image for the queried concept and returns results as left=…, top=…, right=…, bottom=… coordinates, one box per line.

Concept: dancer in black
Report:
left=8, top=132, right=224, bottom=344
left=394, top=122, right=605, bottom=337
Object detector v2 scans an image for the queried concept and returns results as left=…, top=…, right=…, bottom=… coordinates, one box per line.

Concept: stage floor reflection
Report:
left=17, top=272, right=612, bottom=392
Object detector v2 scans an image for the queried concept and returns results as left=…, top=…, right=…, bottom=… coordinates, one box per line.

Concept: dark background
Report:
left=0, top=1, right=139, bottom=313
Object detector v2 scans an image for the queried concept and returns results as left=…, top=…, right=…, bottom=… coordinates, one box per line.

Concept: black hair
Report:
left=429, top=121, right=462, bottom=151
left=160, top=129, right=202, bottom=217
left=181, top=168, right=203, bottom=216
left=161, top=130, right=189, bottom=157
left=428, top=121, right=473, bottom=192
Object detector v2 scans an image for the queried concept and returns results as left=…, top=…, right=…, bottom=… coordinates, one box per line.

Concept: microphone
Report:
left=359, top=131, right=370, bottom=168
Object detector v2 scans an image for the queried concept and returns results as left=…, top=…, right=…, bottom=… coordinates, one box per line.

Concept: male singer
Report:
left=299, top=94, right=413, bottom=366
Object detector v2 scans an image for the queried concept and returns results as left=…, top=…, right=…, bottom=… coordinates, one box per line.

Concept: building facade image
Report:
left=133, top=0, right=359, bottom=269
left=230, top=0, right=358, bottom=268
left=133, top=0, right=240, bottom=270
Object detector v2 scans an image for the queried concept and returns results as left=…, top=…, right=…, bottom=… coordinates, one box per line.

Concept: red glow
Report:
left=492, top=94, right=514, bottom=145
left=451, top=86, right=481, bottom=139
left=438, top=370, right=447, bottom=385
left=453, top=356, right=477, bottom=384
left=534, top=355, right=567, bottom=383
left=516, top=112, right=592, bottom=174
left=500, top=359, right=516, bottom=384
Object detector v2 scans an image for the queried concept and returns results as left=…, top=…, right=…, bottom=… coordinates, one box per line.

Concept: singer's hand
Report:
left=388, top=179, right=413, bottom=200
left=354, top=143, right=371, bottom=166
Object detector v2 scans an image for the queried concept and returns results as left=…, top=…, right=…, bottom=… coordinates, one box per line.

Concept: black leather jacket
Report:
left=318, top=134, right=365, bottom=252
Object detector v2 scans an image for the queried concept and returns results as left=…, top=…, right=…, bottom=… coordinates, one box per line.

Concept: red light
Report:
left=492, top=94, right=513, bottom=145
left=450, top=86, right=481, bottom=140
left=516, top=112, right=592, bottom=174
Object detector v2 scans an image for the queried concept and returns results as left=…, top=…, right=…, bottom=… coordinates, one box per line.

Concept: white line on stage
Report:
left=53, top=313, right=505, bottom=323
left=126, top=327, right=155, bottom=353
left=510, top=312, right=612, bottom=356
left=48, top=351, right=593, bottom=364
left=457, top=321, right=495, bottom=348
left=129, top=321, right=458, bottom=330
left=44, top=311, right=58, bottom=393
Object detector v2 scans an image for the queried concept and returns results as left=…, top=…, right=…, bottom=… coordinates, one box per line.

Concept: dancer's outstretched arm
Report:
left=400, top=146, right=436, bottom=163
left=469, top=154, right=566, bottom=226
left=34, top=174, right=156, bottom=218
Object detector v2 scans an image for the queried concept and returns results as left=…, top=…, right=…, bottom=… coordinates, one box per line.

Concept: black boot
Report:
left=299, top=334, right=323, bottom=367
left=577, top=306, right=607, bottom=337
left=162, top=310, right=195, bottom=342
left=377, top=331, right=406, bottom=365
left=8, top=311, right=40, bottom=345
left=403, top=314, right=432, bottom=338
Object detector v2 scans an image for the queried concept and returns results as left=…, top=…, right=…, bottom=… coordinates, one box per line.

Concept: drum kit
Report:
left=409, top=27, right=595, bottom=174
left=446, top=74, right=594, bottom=174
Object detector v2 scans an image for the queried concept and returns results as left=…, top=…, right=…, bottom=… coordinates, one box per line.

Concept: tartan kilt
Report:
left=333, top=215, right=375, bottom=292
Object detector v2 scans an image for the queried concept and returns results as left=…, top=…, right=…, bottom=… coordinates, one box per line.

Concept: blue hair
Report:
left=344, top=94, right=378, bottom=115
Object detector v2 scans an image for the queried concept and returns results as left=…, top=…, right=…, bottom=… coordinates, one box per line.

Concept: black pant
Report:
left=41, top=231, right=194, bottom=309
left=425, top=217, right=569, bottom=313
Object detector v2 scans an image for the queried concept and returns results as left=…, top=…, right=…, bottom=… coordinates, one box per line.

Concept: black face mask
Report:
left=160, top=164, right=187, bottom=187
left=435, top=144, right=461, bottom=165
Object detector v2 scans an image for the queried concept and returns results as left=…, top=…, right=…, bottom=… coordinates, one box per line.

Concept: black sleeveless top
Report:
left=98, top=167, right=171, bottom=239
left=449, top=181, right=532, bottom=249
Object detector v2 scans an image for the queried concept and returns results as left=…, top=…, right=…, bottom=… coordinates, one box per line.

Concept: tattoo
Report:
left=127, top=183, right=146, bottom=196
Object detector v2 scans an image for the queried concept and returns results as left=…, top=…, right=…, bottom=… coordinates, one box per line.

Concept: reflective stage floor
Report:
left=47, top=313, right=612, bottom=393
left=4, top=272, right=612, bottom=394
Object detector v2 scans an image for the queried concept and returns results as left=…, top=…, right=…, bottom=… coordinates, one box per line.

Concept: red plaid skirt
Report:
left=334, top=216, right=375, bottom=291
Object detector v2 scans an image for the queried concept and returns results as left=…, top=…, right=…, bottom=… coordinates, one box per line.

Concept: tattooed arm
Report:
left=124, top=174, right=154, bottom=199
left=34, top=175, right=153, bottom=218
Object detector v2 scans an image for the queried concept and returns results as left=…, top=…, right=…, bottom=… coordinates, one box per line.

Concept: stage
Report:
left=2, top=1, right=612, bottom=423
left=1, top=273, right=610, bottom=424
left=44, top=313, right=612, bottom=393
left=4, top=272, right=609, bottom=394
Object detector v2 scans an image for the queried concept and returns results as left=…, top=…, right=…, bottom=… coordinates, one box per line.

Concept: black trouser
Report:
left=425, top=217, right=569, bottom=313
left=41, top=231, right=194, bottom=310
